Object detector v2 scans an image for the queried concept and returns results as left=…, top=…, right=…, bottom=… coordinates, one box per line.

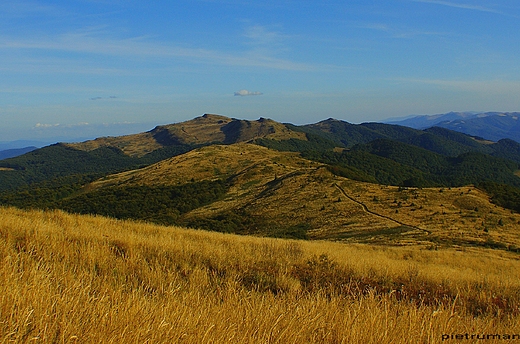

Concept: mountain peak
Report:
left=64, top=114, right=306, bottom=157
left=386, top=111, right=520, bottom=143
left=201, top=113, right=233, bottom=122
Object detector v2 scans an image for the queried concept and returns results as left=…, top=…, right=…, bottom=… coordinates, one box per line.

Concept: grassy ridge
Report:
left=1, top=207, right=519, bottom=342
left=0, top=143, right=195, bottom=192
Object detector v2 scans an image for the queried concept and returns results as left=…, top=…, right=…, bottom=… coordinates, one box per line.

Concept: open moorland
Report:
left=1, top=207, right=520, bottom=343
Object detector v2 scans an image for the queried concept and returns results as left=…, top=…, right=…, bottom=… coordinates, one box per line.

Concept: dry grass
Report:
left=46, top=114, right=307, bottom=159
left=65, top=132, right=162, bottom=157
left=161, top=114, right=306, bottom=145
left=92, top=143, right=318, bottom=189
left=1, top=206, right=520, bottom=343
left=339, top=181, right=520, bottom=248
left=82, top=143, right=520, bottom=250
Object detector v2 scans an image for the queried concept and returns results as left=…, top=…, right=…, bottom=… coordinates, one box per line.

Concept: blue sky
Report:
left=1, top=0, right=520, bottom=141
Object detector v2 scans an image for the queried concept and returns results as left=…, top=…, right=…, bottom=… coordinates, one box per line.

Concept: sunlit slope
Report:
left=158, top=114, right=306, bottom=145
left=89, top=143, right=317, bottom=187
left=80, top=143, right=520, bottom=249
left=0, top=115, right=306, bottom=192
left=65, top=114, right=306, bottom=157
left=63, top=131, right=163, bottom=157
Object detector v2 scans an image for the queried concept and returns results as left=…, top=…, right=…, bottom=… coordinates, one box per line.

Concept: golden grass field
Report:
left=2, top=206, right=520, bottom=343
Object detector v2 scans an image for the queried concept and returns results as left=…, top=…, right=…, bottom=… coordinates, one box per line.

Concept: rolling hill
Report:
left=2, top=114, right=520, bottom=193
left=64, top=113, right=306, bottom=156
left=0, top=114, right=306, bottom=192
left=44, top=143, right=520, bottom=251
left=1, top=113, right=520, bottom=251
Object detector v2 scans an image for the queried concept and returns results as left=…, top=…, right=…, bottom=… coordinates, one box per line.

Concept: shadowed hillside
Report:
left=0, top=115, right=307, bottom=192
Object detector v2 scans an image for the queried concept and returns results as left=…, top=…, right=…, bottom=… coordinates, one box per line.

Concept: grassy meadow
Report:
left=1, top=206, right=520, bottom=343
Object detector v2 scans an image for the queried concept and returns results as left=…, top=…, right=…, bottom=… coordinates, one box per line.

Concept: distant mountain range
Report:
left=385, top=112, right=520, bottom=143
left=0, top=146, right=38, bottom=160
left=0, top=140, right=52, bottom=151
left=1, top=113, right=520, bottom=192
left=0, top=140, right=55, bottom=160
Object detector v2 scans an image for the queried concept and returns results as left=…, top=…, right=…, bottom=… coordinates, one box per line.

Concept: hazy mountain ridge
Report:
left=386, top=112, right=520, bottom=143
left=0, top=140, right=54, bottom=151
left=385, top=111, right=479, bottom=128
left=4, top=114, right=520, bottom=190
left=0, top=146, right=38, bottom=160
left=2, top=113, right=520, bottom=191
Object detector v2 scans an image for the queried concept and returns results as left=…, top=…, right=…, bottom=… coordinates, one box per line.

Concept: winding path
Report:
left=334, top=183, right=432, bottom=235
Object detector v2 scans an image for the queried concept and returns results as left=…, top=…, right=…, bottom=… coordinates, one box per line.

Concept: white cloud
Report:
left=34, top=122, right=91, bottom=129
left=35, top=123, right=60, bottom=128
left=234, top=89, right=263, bottom=96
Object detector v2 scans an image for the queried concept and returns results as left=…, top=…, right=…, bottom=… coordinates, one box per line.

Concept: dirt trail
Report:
left=334, top=183, right=431, bottom=235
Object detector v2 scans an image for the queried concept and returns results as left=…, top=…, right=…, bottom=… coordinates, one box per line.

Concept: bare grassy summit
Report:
left=65, top=114, right=306, bottom=157
left=90, top=143, right=317, bottom=187
left=63, top=131, right=162, bottom=157
left=159, top=114, right=306, bottom=145
left=81, top=143, right=520, bottom=250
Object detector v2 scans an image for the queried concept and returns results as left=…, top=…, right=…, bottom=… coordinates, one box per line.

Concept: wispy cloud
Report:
left=0, top=26, right=319, bottom=72
left=34, top=122, right=89, bottom=129
left=243, top=25, right=289, bottom=47
left=34, top=123, right=60, bottom=128
left=356, top=22, right=447, bottom=39
left=412, top=0, right=503, bottom=14
left=28, top=121, right=156, bottom=142
left=0, top=0, right=62, bottom=18
left=357, top=23, right=391, bottom=32
left=234, top=89, right=263, bottom=96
